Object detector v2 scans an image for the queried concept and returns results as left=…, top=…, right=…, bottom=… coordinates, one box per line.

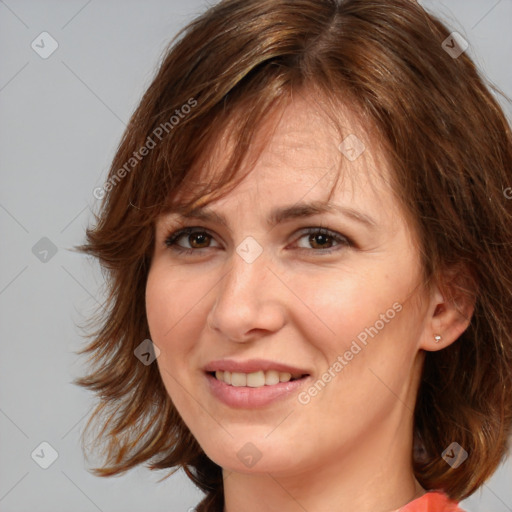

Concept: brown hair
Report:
left=74, top=0, right=512, bottom=510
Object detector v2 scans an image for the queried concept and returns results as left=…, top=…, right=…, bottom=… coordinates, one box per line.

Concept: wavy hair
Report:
left=74, top=1, right=512, bottom=510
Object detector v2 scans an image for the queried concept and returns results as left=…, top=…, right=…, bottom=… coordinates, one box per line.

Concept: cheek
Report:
left=145, top=266, right=199, bottom=371
left=145, top=267, right=200, bottom=418
left=146, top=264, right=200, bottom=339
left=145, top=275, right=170, bottom=347
left=289, top=264, right=396, bottom=344
left=288, top=257, right=422, bottom=386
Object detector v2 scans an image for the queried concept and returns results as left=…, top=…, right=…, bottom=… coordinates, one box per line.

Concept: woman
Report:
left=75, top=0, right=512, bottom=511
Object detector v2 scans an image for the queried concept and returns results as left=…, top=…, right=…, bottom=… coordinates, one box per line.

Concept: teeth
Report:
left=213, top=370, right=304, bottom=387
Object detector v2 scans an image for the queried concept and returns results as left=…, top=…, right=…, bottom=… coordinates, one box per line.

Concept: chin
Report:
left=199, top=436, right=302, bottom=475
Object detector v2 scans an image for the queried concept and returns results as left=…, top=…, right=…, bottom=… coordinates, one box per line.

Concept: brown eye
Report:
left=187, top=232, right=211, bottom=248
left=294, top=228, right=352, bottom=253
left=308, top=232, right=335, bottom=250
left=164, top=226, right=352, bottom=256
left=164, top=227, right=219, bottom=253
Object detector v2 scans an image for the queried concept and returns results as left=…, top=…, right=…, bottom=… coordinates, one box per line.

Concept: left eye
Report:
left=164, top=226, right=352, bottom=255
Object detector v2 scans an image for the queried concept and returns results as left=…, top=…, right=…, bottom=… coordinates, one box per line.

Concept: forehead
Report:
left=248, top=95, right=377, bottom=191
left=168, top=92, right=401, bottom=230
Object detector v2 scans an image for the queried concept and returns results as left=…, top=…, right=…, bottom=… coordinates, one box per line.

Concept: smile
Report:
left=205, top=371, right=311, bottom=408
left=211, top=370, right=306, bottom=388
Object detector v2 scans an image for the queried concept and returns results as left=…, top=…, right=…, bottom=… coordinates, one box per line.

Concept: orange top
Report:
left=391, top=491, right=465, bottom=512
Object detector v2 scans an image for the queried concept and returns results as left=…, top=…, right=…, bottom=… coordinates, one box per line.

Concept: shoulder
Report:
left=396, top=490, right=466, bottom=512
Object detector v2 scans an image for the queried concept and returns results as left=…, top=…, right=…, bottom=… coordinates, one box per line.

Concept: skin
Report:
left=145, top=92, right=473, bottom=512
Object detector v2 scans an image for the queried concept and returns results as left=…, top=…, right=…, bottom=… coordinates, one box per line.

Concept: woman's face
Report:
left=146, top=94, right=434, bottom=477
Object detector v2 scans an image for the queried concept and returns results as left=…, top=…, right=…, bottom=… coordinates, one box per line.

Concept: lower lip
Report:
left=205, top=372, right=310, bottom=408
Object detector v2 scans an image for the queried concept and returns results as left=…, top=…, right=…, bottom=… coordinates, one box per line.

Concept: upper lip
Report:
left=203, top=359, right=311, bottom=375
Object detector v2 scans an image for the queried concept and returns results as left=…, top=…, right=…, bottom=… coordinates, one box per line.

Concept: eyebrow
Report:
left=166, top=200, right=378, bottom=230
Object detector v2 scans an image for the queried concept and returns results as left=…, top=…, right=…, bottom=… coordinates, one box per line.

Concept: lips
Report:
left=203, top=359, right=312, bottom=407
left=204, top=368, right=312, bottom=408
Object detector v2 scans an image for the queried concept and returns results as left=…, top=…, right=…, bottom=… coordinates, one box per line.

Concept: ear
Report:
left=419, top=264, right=477, bottom=352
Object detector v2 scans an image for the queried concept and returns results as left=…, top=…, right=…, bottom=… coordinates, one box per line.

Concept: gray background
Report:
left=0, top=1, right=511, bottom=511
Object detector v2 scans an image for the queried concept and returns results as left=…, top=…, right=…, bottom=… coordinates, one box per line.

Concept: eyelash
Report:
left=163, top=226, right=353, bottom=256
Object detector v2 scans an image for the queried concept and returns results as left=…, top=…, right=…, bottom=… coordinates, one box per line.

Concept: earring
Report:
left=434, top=334, right=442, bottom=343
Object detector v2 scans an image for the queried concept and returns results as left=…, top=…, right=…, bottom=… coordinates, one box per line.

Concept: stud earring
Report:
left=434, top=334, right=442, bottom=343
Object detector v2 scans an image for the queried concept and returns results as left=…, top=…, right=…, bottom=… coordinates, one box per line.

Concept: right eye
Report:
left=164, top=227, right=220, bottom=255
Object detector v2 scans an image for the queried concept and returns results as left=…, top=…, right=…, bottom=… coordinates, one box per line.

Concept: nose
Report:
left=206, top=249, right=286, bottom=343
